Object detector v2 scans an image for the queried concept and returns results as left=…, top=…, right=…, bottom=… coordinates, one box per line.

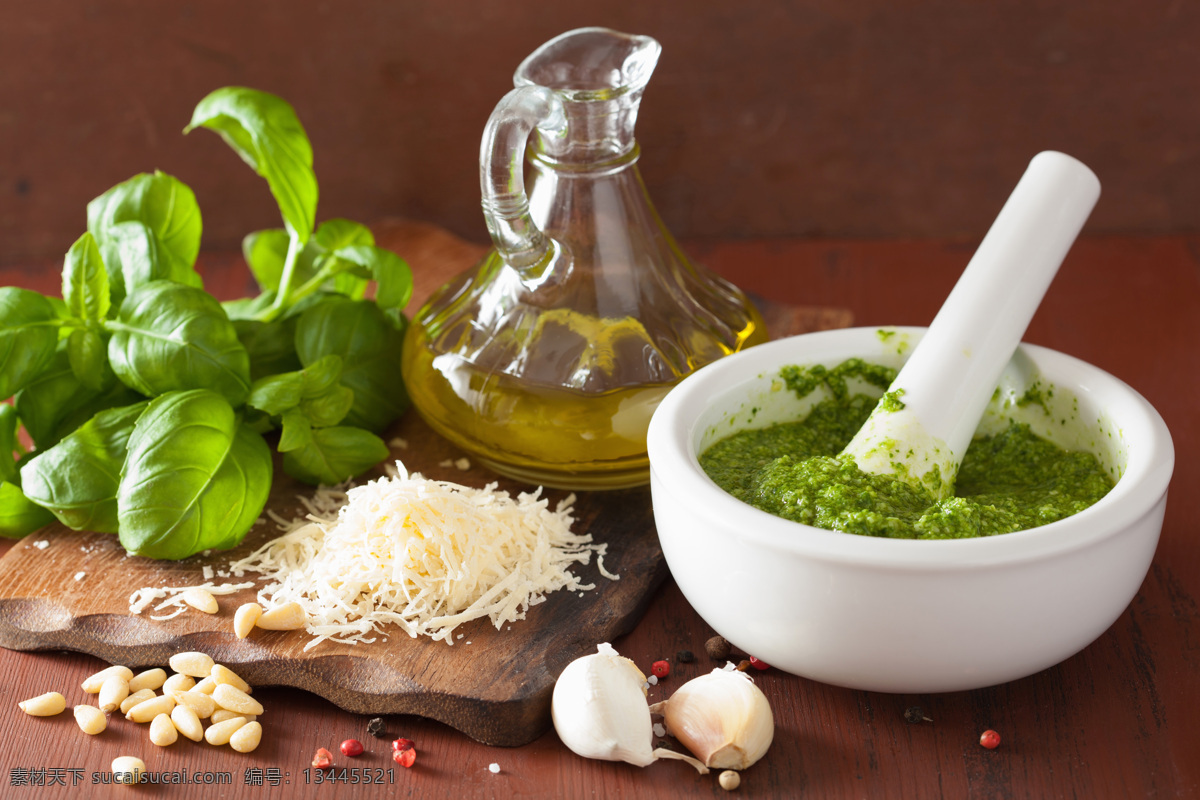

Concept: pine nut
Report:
left=125, top=693, right=175, bottom=723
left=170, top=705, right=204, bottom=742
left=256, top=601, right=305, bottom=630
left=168, top=651, right=215, bottom=678
left=193, top=676, right=217, bottom=694
left=204, top=716, right=248, bottom=745
left=119, top=689, right=156, bottom=715
left=211, top=709, right=256, bottom=724
left=111, top=756, right=145, bottom=785
left=213, top=683, right=263, bottom=716
left=150, top=713, right=178, bottom=746
left=234, top=603, right=263, bottom=638
left=81, top=665, right=133, bottom=693
left=97, top=675, right=129, bottom=713
left=73, top=705, right=107, bottom=735
left=229, top=720, right=263, bottom=753
left=18, top=691, right=66, bottom=716
left=128, top=668, right=167, bottom=693
left=162, top=673, right=195, bottom=694
left=182, top=587, right=219, bottom=614
left=169, top=689, right=216, bottom=719
left=211, top=664, right=252, bottom=694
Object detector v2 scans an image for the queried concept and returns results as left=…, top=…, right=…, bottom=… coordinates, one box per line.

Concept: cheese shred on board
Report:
left=226, top=462, right=619, bottom=650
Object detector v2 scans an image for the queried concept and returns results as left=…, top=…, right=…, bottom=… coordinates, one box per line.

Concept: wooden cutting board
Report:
left=0, top=220, right=851, bottom=746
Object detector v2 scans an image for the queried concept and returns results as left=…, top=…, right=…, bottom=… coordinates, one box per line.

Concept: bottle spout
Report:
left=515, top=27, right=661, bottom=100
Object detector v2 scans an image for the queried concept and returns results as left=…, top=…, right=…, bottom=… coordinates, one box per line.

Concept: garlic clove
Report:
left=650, top=667, right=774, bottom=770
left=552, top=643, right=708, bottom=774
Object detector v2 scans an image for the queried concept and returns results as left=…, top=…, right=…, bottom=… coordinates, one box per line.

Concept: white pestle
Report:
left=840, top=151, right=1101, bottom=499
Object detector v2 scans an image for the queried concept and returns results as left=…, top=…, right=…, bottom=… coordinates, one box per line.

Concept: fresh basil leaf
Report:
left=301, top=385, right=354, bottom=428
left=231, top=317, right=302, bottom=382
left=186, top=88, right=318, bottom=243
left=14, top=343, right=143, bottom=449
left=314, top=218, right=374, bottom=251
left=108, top=281, right=251, bottom=406
left=62, top=232, right=110, bottom=322
left=67, top=327, right=115, bottom=392
left=295, top=298, right=409, bottom=433
left=299, top=354, right=342, bottom=396
left=277, top=408, right=311, bottom=453
left=0, top=404, right=19, bottom=484
left=117, top=390, right=272, bottom=559
left=0, top=482, right=54, bottom=539
left=87, top=172, right=203, bottom=289
left=247, top=372, right=304, bottom=417
left=328, top=245, right=413, bottom=310
left=0, top=287, right=61, bottom=400
left=242, top=228, right=290, bottom=293
left=282, top=425, right=388, bottom=486
left=96, top=221, right=203, bottom=308
left=20, top=401, right=148, bottom=533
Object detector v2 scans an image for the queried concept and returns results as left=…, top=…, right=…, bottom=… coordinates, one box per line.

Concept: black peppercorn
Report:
left=903, top=706, right=932, bottom=724
left=677, top=649, right=695, bottom=663
left=367, top=717, right=388, bottom=738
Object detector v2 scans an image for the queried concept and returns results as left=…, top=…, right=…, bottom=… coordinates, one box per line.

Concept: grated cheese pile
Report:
left=226, top=461, right=618, bottom=650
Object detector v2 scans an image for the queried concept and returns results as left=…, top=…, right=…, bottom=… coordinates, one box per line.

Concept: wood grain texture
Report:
left=2, top=1, right=1197, bottom=267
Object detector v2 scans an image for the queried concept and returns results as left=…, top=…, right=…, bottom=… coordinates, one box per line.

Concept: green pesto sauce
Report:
left=700, top=363, right=1114, bottom=540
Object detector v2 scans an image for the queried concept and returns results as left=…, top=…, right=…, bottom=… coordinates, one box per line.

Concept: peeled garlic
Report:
left=649, top=667, right=774, bottom=770
left=552, top=643, right=707, bottom=774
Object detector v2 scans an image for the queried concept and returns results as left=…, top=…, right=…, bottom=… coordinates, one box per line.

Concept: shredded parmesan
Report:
left=226, top=461, right=618, bottom=650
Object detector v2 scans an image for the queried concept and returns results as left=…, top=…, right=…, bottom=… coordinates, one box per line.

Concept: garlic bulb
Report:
left=649, top=667, right=774, bottom=770
left=552, top=643, right=707, bottom=773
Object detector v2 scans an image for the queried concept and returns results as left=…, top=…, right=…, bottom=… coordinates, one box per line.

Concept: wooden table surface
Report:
left=1, top=224, right=1196, bottom=798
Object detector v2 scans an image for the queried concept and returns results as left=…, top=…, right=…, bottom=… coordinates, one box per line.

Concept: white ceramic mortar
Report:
left=647, top=327, right=1174, bottom=692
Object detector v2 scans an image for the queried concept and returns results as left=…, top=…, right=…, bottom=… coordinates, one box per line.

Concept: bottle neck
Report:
left=530, top=91, right=645, bottom=167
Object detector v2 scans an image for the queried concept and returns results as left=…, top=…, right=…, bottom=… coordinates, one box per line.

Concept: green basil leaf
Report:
left=328, top=245, right=413, bottom=310
left=242, top=228, right=290, bottom=293
left=14, top=343, right=143, bottom=449
left=277, top=408, right=311, bottom=453
left=282, top=425, right=388, bottom=486
left=87, top=172, right=203, bottom=290
left=186, top=88, right=317, bottom=243
left=301, top=385, right=355, bottom=428
left=108, top=282, right=251, bottom=406
left=0, top=482, right=54, bottom=539
left=0, top=287, right=61, bottom=400
left=295, top=298, right=409, bottom=433
left=0, top=404, right=19, bottom=484
left=20, top=402, right=148, bottom=533
left=230, top=317, right=302, bottom=382
left=315, top=219, right=374, bottom=250
left=247, top=372, right=304, bottom=417
left=117, top=390, right=272, bottom=559
left=96, top=221, right=203, bottom=309
left=67, top=327, right=115, bottom=392
left=299, top=354, right=342, bottom=396
left=62, top=232, right=110, bottom=322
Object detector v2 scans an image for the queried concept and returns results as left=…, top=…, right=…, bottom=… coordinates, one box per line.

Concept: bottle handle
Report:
left=479, top=86, right=566, bottom=271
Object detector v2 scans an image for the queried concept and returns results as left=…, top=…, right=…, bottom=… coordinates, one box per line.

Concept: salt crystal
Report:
left=32, top=540, right=49, bottom=550
left=652, top=723, right=666, bottom=738
left=202, top=566, right=214, bottom=580
left=73, top=572, right=86, bottom=581
left=388, top=437, right=409, bottom=449
left=454, top=458, right=471, bottom=471
left=488, top=763, right=500, bottom=774
left=648, top=675, right=658, bottom=685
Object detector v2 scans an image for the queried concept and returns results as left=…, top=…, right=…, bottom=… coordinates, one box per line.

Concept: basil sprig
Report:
left=0, top=87, right=413, bottom=558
